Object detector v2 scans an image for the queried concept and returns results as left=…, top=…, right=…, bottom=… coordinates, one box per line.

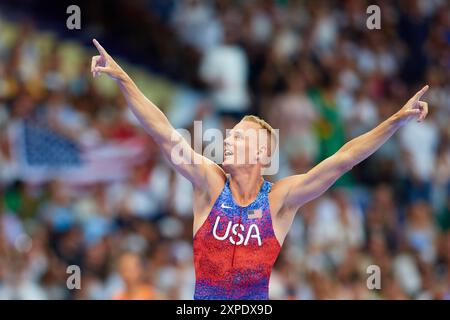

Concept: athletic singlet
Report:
left=193, top=177, right=281, bottom=300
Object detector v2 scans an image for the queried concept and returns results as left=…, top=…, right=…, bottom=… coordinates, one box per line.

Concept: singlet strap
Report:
left=261, top=180, right=272, bottom=193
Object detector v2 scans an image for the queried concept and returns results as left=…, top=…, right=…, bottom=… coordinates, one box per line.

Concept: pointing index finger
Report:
left=413, top=85, right=429, bottom=101
left=93, top=39, right=108, bottom=57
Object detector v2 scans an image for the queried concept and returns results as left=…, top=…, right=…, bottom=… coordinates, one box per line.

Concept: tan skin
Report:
left=118, top=253, right=144, bottom=290
left=91, top=39, right=430, bottom=247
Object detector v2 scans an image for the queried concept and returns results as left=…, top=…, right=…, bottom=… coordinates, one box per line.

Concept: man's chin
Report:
left=221, top=160, right=237, bottom=172
left=221, top=160, right=232, bottom=169
left=222, top=161, right=255, bottom=173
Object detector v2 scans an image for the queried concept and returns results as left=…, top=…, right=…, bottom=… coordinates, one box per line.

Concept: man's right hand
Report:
left=91, top=39, right=126, bottom=81
left=89, top=38, right=226, bottom=232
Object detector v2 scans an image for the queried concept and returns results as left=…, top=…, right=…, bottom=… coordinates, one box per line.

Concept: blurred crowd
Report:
left=0, top=0, right=449, bottom=299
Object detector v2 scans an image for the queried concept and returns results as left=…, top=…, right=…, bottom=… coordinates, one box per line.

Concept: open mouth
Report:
left=224, top=150, right=233, bottom=157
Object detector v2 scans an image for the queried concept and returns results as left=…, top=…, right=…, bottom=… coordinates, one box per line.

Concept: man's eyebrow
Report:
left=226, top=129, right=244, bottom=137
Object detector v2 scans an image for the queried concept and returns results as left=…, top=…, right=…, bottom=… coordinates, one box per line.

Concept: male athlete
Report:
left=91, top=39, right=429, bottom=300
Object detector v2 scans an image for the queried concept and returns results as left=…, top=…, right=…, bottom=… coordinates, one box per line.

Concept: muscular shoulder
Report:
left=269, top=176, right=301, bottom=209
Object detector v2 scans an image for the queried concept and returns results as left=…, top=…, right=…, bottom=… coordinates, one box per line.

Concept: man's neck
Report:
left=228, top=170, right=264, bottom=207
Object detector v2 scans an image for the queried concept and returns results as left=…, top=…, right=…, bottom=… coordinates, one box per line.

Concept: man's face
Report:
left=222, top=121, right=269, bottom=170
left=119, top=254, right=142, bottom=285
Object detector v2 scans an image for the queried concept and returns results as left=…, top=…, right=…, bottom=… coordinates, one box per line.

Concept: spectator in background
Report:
left=306, top=188, right=364, bottom=268
left=404, top=201, right=438, bottom=264
left=171, top=0, right=222, bottom=54
left=399, top=107, right=439, bottom=203
left=269, top=72, right=319, bottom=168
left=340, top=87, right=379, bottom=140
left=199, top=23, right=250, bottom=123
left=113, top=251, right=161, bottom=300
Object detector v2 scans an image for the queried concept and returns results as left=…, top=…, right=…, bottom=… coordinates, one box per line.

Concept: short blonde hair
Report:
left=241, top=115, right=277, bottom=156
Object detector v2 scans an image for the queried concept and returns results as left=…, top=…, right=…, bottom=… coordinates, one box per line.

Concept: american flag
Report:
left=8, top=120, right=149, bottom=185
left=248, top=208, right=262, bottom=219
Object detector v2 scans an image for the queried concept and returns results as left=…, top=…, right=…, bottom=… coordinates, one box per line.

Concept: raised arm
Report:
left=275, top=85, right=429, bottom=210
left=90, top=39, right=224, bottom=189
